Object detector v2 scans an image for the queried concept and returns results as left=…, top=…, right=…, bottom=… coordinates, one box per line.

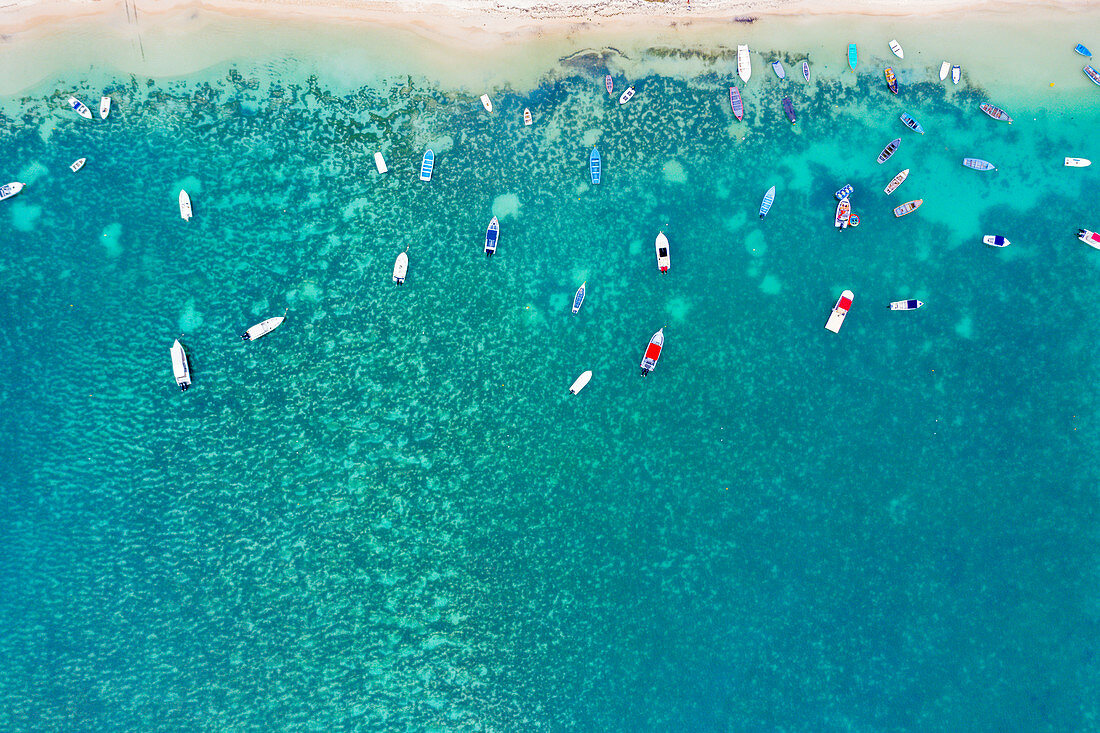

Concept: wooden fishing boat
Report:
left=772, top=60, right=786, bottom=79
left=893, top=199, right=923, bottom=217
left=178, top=190, right=192, bottom=221
left=484, top=217, right=499, bottom=257
left=802, top=61, right=810, bottom=81
left=605, top=75, right=614, bottom=94
left=655, top=232, right=670, bottom=272
left=70, top=157, right=86, bottom=173
left=980, top=103, right=1013, bottom=123
left=1085, top=65, right=1100, bottom=87
left=392, top=249, right=408, bottom=284
left=590, top=147, right=601, bottom=185
left=170, top=340, right=191, bottom=391
left=572, top=281, right=586, bottom=314
left=759, top=186, right=775, bottom=219
left=1075, top=44, right=1092, bottom=58
left=890, top=299, right=923, bottom=310
left=523, top=108, right=533, bottom=126
left=639, top=328, right=664, bottom=376
left=877, top=138, right=901, bottom=164
left=480, top=94, right=493, bottom=112
left=940, top=61, right=950, bottom=81
left=889, top=40, right=904, bottom=59
left=834, top=184, right=854, bottom=201
left=374, top=151, right=387, bottom=174
left=618, top=86, right=636, bottom=105
left=952, top=65, right=961, bottom=84
left=99, top=96, right=111, bottom=120
left=1077, top=228, right=1100, bottom=250
left=729, top=86, right=744, bottom=121
left=848, top=43, right=857, bottom=70
left=825, top=290, right=854, bottom=333
left=782, top=96, right=796, bottom=124
left=0, top=182, right=25, bottom=201
left=884, top=67, right=898, bottom=94
left=67, top=96, right=92, bottom=119
left=420, top=149, right=434, bottom=181
left=834, top=197, right=851, bottom=229
left=570, top=370, right=593, bottom=394
left=982, top=234, right=1010, bottom=247
left=737, top=45, right=751, bottom=83
left=884, top=169, right=909, bottom=195
left=242, top=313, right=286, bottom=341
left=899, top=113, right=924, bottom=134
left=1065, top=157, right=1091, bottom=167
left=962, top=158, right=996, bottom=171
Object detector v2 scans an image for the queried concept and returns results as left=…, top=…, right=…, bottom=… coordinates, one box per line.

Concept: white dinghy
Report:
left=480, top=94, right=493, bottom=112
left=170, top=339, right=192, bottom=391
left=99, top=96, right=111, bottom=119
left=70, top=158, right=86, bottom=173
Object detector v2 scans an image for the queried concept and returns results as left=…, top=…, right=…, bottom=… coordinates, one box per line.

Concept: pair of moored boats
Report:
left=169, top=312, right=288, bottom=390
left=824, top=290, right=924, bottom=335
left=67, top=95, right=111, bottom=120
left=939, top=62, right=962, bottom=84
left=604, top=75, right=637, bottom=105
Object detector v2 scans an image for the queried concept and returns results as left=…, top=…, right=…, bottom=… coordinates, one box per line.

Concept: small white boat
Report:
left=569, top=370, right=593, bottom=394
left=889, top=40, right=904, bottom=59
left=480, top=94, right=493, bottom=112
left=1065, top=157, right=1091, bottom=167
left=1077, top=228, right=1100, bottom=250
left=99, top=96, right=111, bottom=120
left=70, top=157, right=86, bottom=173
left=178, top=190, right=192, bottom=221
left=572, top=281, right=586, bottom=314
left=484, top=216, right=499, bottom=257
left=618, top=86, right=636, bottom=105
left=884, top=168, right=909, bottom=195
left=242, top=313, right=286, bottom=341
left=640, top=328, right=665, bottom=376
left=952, top=65, right=961, bottom=84
left=523, top=108, right=532, bottom=126
left=170, top=339, right=192, bottom=390
left=655, top=232, right=670, bottom=272
left=374, top=151, right=387, bottom=174
left=825, top=290, right=854, bottom=333
left=737, top=45, right=751, bottom=83
left=67, top=96, right=92, bottom=119
left=392, top=248, right=408, bottom=284
left=983, top=235, right=1010, bottom=247
left=939, top=61, right=950, bottom=81
left=0, top=182, right=25, bottom=201
left=890, top=299, right=923, bottom=310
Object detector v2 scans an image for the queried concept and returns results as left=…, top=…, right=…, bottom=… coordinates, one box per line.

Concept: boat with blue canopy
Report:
left=572, top=281, right=586, bottom=314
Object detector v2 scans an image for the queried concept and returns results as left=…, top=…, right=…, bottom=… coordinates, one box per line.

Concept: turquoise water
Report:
left=2, top=46, right=1099, bottom=730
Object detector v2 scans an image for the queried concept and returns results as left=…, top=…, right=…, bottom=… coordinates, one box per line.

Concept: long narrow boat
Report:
left=982, top=234, right=1010, bottom=247
left=99, top=96, right=111, bottom=120
left=962, top=157, right=996, bottom=171
left=759, top=186, right=775, bottom=219
left=0, top=182, right=25, bottom=201
left=639, top=328, right=664, bottom=376
left=890, top=299, right=923, bottom=310
left=70, top=158, right=86, bottom=173
left=848, top=43, right=858, bottom=70
left=729, top=86, right=744, bottom=121
left=889, top=40, right=904, bottom=59
left=170, top=340, right=192, bottom=391
left=1065, top=157, right=1091, bottom=167
left=484, top=217, right=499, bottom=257
left=899, top=113, right=924, bottom=134
left=893, top=199, right=923, bottom=217
left=178, top=190, right=192, bottom=220
left=572, top=281, right=586, bottom=314
left=825, top=290, right=854, bottom=333
left=952, top=65, right=961, bottom=84
left=737, top=45, right=751, bottom=83
left=884, top=68, right=898, bottom=94
left=1077, top=228, right=1100, bottom=250
left=655, top=232, right=670, bottom=272
left=939, top=61, right=950, bottom=81
left=802, top=61, right=810, bottom=81
left=480, top=94, right=493, bottom=112
left=618, top=86, right=636, bottom=105
left=569, top=370, right=593, bottom=394
left=1075, top=43, right=1092, bottom=58
left=68, top=96, right=92, bottom=119
left=392, top=249, right=408, bottom=284
left=242, top=313, right=286, bottom=341
left=877, top=138, right=901, bottom=164
left=772, top=60, right=786, bottom=79
left=420, top=149, right=434, bottom=181
left=834, top=184, right=854, bottom=200
left=980, top=103, right=1013, bottom=123
left=782, top=96, right=796, bottom=123
left=523, top=108, right=533, bottom=126
left=374, top=151, right=387, bottom=174
left=884, top=169, right=909, bottom=195
left=1085, top=65, right=1100, bottom=87
left=590, top=147, right=601, bottom=185
left=834, top=197, right=851, bottom=229
left=605, top=75, right=614, bottom=94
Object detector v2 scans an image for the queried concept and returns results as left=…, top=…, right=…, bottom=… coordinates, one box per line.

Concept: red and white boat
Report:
left=655, top=232, right=670, bottom=272
left=640, top=328, right=665, bottom=376
left=834, top=197, right=851, bottom=229
left=1077, top=228, right=1100, bottom=250
left=825, top=290, right=854, bottom=333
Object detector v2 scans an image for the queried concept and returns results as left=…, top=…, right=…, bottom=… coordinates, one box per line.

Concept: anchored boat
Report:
left=572, top=281, right=586, bottom=314
left=825, top=290, right=854, bottom=333
left=242, top=313, right=286, bottom=341
left=1077, top=228, right=1100, bottom=250
left=1074, top=43, right=1092, bottom=58
left=759, top=186, right=775, bottom=219
left=729, top=86, right=744, bottom=121
left=0, top=182, right=25, bottom=201
left=618, top=86, right=636, bottom=105
left=70, top=158, right=86, bottom=173
left=605, top=75, right=613, bottom=94
left=877, top=138, right=901, bottom=164
left=884, top=168, right=909, bottom=195
left=420, top=149, right=434, bottom=181
left=99, top=96, right=111, bottom=120
left=170, top=340, right=192, bottom=391
left=952, top=65, right=961, bottom=84
left=392, top=248, right=408, bottom=284
left=980, top=103, right=1013, bottom=123
left=835, top=197, right=851, bottom=229
left=523, top=108, right=532, bottom=126
left=1065, top=157, right=1091, bottom=167
left=848, top=43, right=858, bottom=70
left=939, top=61, right=950, bottom=81
left=890, top=299, right=923, bottom=310
left=962, top=158, right=996, bottom=171
left=374, top=151, right=387, bottom=174
left=802, top=61, right=810, bottom=81
left=884, top=67, right=898, bottom=94
left=738, top=45, right=751, bottom=83
left=772, top=61, right=785, bottom=79
left=570, top=370, right=593, bottom=394
left=484, top=217, right=499, bottom=257
left=655, top=232, right=670, bottom=272
left=639, top=328, right=664, bottom=376
left=889, top=40, right=904, bottom=59
left=178, top=190, right=192, bottom=220
left=983, top=234, right=1010, bottom=247
left=893, top=199, right=923, bottom=217
left=1085, top=65, right=1100, bottom=87
left=480, top=94, right=493, bottom=112
left=68, top=96, right=92, bottom=119
left=900, top=113, right=924, bottom=134
left=782, top=96, right=796, bottom=123
left=590, top=148, right=601, bottom=185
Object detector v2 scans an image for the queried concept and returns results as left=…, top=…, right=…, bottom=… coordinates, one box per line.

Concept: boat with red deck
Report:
left=825, top=291, right=854, bottom=333
left=640, top=328, right=665, bottom=376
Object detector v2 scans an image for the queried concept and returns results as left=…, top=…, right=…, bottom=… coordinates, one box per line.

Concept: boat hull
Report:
left=982, top=235, right=1010, bottom=247
left=772, top=61, right=785, bottom=79
left=618, top=86, right=636, bottom=105
left=737, top=45, right=751, bottom=83
left=834, top=184, right=853, bottom=201
left=962, top=158, right=996, bottom=171
left=729, top=86, right=743, bottom=121
left=1077, top=229, right=1100, bottom=250
left=640, top=328, right=665, bottom=375
left=170, top=340, right=191, bottom=391
left=374, top=152, right=387, bottom=174
left=890, top=299, right=923, bottom=310
left=0, top=182, right=25, bottom=201
left=70, top=158, right=86, bottom=173
left=1065, top=158, right=1091, bottom=167
left=952, top=65, right=961, bottom=84
left=485, top=217, right=499, bottom=256
left=655, top=232, right=670, bottom=272
left=884, top=169, right=909, bottom=195
left=759, top=186, right=775, bottom=218
left=939, top=61, right=950, bottom=81
left=834, top=198, right=851, bottom=229
left=802, top=61, right=810, bottom=81
left=590, top=148, right=601, bottom=185
left=605, top=75, right=613, bottom=94
left=890, top=40, right=904, bottom=59
left=893, top=199, right=923, bottom=217
left=825, top=290, right=854, bottom=333
left=572, top=282, right=586, bottom=314
left=523, top=108, right=532, bottom=126
left=420, top=150, right=434, bottom=181
left=242, top=316, right=285, bottom=341
left=848, top=43, right=857, bottom=70
left=178, top=190, right=192, bottom=220
left=782, top=96, right=796, bottom=123
left=393, top=251, right=408, bottom=283
left=99, top=96, right=110, bottom=119
left=1085, top=65, right=1100, bottom=87
left=877, top=138, right=901, bottom=164
left=480, top=94, right=493, bottom=112
left=570, top=370, right=593, bottom=394
left=900, top=113, right=924, bottom=134
left=980, top=103, right=1013, bottom=123
left=885, top=68, right=898, bottom=94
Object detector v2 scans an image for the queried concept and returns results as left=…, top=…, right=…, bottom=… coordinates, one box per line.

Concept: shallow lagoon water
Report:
left=1, top=41, right=1099, bottom=730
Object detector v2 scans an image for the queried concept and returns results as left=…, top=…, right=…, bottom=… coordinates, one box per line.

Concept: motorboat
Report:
left=570, top=370, right=593, bottom=394
left=639, top=328, right=664, bottom=376
left=825, top=290, right=854, bottom=333
left=484, top=216, right=499, bottom=256
left=983, top=235, right=1010, bottom=247
left=655, top=232, right=670, bottom=272
left=572, top=281, right=586, bottom=314
left=179, top=190, right=192, bottom=220
left=242, top=313, right=286, bottom=340
left=170, top=339, right=192, bottom=391
left=392, top=249, right=408, bottom=284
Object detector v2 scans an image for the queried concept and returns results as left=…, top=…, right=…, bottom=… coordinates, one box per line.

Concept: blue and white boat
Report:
left=834, top=184, right=853, bottom=201
left=802, top=61, right=810, bottom=81
left=419, top=149, right=434, bottom=181
left=983, top=234, right=1010, bottom=247
left=590, top=148, right=601, bottom=185
left=962, top=158, right=996, bottom=171
left=572, top=281, right=586, bottom=314
left=1085, top=65, right=1100, bottom=87
left=0, top=181, right=25, bottom=201
left=67, top=96, right=92, bottom=119
left=759, top=186, right=775, bottom=219
left=772, top=61, right=785, bottom=79
left=889, top=299, right=923, bottom=311
left=1074, top=43, right=1092, bottom=58
left=900, top=113, right=924, bottom=134
left=848, top=43, right=858, bottom=70
left=484, top=217, right=499, bottom=256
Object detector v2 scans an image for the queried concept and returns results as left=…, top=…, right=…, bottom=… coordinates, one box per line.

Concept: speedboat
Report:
left=737, top=45, right=751, bottom=83
left=178, top=190, right=192, bottom=220
left=877, top=138, right=901, bottom=164
left=392, top=248, right=408, bottom=284
left=480, top=94, right=493, bottom=112
left=825, top=290, right=854, bottom=333
left=569, top=370, right=593, bottom=394
left=68, top=96, right=92, bottom=119
left=242, top=313, right=286, bottom=340
left=1077, top=228, right=1100, bottom=250
left=0, top=182, right=25, bottom=201
left=889, top=299, right=923, bottom=310
left=884, top=169, right=909, bottom=195
left=982, top=235, right=1010, bottom=247
left=420, top=149, right=434, bottom=181
left=772, top=61, right=785, bottom=79
left=374, top=151, right=387, bottom=173
left=900, top=113, right=924, bottom=134
left=980, top=103, right=1013, bottom=123
left=572, top=281, right=586, bottom=314
left=834, top=197, right=851, bottom=229
left=893, top=199, right=923, bottom=217
left=952, top=65, right=961, bottom=84
left=962, top=158, right=996, bottom=171
left=590, top=147, right=601, bottom=185
left=889, top=40, right=904, bottom=59
left=70, top=158, right=86, bottom=173
left=618, top=86, right=636, bottom=105
left=99, top=96, right=111, bottom=119
left=523, top=108, right=533, bottom=126
left=639, top=328, right=664, bottom=376
left=729, top=86, right=743, bottom=122
left=655, top=232, right=670, bottom=272
left=605, top=75, right=613, bottom=94
left=759, top=186, right=775, bottom=219
left=939, top=61, right=950, bottom=81
left=484, top=217, right=499, bottom=257
left=1065, top=158, right=1091, bottom=167
left=170, top=339, right=192, bottom=391
left=884, top=67, right=898, bottom=94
